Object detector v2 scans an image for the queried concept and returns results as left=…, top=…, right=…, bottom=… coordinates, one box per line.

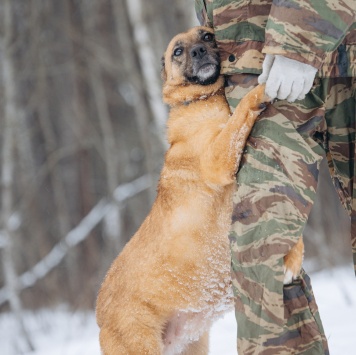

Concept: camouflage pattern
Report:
left=195, top=0, right=268, bottom=75
left=227, top=74, right=356, bottom=354
left=195, top=0, right=356, bottom=77
left=264, top=0, right=356, bottom=76
left=194, top=1, right=356, bottom=353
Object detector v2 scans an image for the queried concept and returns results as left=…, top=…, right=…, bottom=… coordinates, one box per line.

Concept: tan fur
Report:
left=96, top=27, right=269, bottom=355
left=284, top=236, right=304, bottom=284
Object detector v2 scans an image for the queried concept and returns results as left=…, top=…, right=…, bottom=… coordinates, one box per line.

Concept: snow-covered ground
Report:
left=1, top=266, right=355, bottom=355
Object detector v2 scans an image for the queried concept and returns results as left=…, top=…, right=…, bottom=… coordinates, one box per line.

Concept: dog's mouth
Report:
left=198, top=63, right=217, bottom=77
left=197, top=62, right=220, bottom=85
left=187, top=62, right=221, bottom=86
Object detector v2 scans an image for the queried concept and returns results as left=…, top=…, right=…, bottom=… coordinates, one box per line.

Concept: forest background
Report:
left=0, top=0, right=352, bottom=352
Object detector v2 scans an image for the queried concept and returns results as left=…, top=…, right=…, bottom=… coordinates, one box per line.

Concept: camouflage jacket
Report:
left=195, top=0, right=356, bottom=77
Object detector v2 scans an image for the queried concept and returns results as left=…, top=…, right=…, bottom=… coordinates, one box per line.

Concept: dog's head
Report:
left=162, top=27, right=224, bottom=106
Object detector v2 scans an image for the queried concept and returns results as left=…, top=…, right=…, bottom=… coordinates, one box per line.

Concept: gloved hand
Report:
left=258, top=54, right=318, bottom=102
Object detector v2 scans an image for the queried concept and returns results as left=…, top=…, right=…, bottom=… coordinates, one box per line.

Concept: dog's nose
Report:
left=190, top=45, right=207, bottom=59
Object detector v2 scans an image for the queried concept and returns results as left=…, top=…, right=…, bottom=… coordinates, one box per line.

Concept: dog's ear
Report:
left=161, top=54, right=167, bottom=82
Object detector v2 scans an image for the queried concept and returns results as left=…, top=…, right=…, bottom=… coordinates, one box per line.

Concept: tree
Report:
left=0, top=0, right=197, bottom=313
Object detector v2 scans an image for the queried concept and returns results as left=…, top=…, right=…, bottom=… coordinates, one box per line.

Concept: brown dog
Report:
left=96, top=26, right=302, bottom=354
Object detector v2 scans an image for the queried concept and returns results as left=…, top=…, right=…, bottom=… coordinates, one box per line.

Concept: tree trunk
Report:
left=0, top=0, right=34, bottom=351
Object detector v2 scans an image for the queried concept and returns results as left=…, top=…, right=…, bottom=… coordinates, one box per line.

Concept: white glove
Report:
left=258, top=54, right=318, bottom=102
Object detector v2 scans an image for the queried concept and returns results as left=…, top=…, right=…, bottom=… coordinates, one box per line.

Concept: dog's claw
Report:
left=258, top=102, right=267, bottom=111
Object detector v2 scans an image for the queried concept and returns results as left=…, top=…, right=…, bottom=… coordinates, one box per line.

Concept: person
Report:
left=195, top=0, right=356, bottom=354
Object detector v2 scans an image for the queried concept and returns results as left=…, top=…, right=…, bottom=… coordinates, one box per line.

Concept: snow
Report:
left=1, top=266, right=355, bottom=355
left=210, top=266, right=356, bottom=354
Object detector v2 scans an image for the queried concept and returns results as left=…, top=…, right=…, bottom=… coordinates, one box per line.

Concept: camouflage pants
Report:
left=227, top=74, right=356, bottom=355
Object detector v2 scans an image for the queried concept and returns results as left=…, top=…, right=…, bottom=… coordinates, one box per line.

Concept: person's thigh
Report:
left=324, top=77, right=356, bottom=213
left=323, top=77, right=356, bottom=269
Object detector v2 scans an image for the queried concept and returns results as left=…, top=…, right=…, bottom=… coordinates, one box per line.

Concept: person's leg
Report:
left=322, top=77, right=356, bottom=271
left=226, top=74, right=329, bottom=354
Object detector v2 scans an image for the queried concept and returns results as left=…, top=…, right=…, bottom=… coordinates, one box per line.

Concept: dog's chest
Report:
left=163, top=279, right=234, bottom=355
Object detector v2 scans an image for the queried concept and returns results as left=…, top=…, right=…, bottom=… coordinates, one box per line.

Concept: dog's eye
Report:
left=173, top=47, right=183, bottom=57
left=203, top=33, right=214, bottom=42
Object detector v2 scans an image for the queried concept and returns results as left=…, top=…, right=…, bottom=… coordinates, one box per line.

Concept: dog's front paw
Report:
left=239, top=84, right=270, bottom=122
left=249, top=84, right=270, bottom=109
left=283, top=237, right=304, bottom=285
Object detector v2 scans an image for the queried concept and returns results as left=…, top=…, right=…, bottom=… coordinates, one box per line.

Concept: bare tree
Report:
left=0, top=0, right=197, bottom=313
left=0, top=0, right=34, bottom=351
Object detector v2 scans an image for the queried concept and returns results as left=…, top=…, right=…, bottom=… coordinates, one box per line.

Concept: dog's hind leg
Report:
left=181, top=331, right=209, bottom=355
left=283, top=236, right=304, bottom=284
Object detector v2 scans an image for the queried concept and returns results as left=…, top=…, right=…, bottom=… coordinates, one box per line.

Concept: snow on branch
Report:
left=0, top=175, right=152, bottom=306
left=113, top=174, right=151, bottom=202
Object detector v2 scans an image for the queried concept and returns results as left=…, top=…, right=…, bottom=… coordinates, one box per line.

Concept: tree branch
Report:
left=0, top=174, right=152, bottom=306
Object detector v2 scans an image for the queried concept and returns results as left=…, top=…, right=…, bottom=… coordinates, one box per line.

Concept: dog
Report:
left=96, top=26, right=303, bottom=355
